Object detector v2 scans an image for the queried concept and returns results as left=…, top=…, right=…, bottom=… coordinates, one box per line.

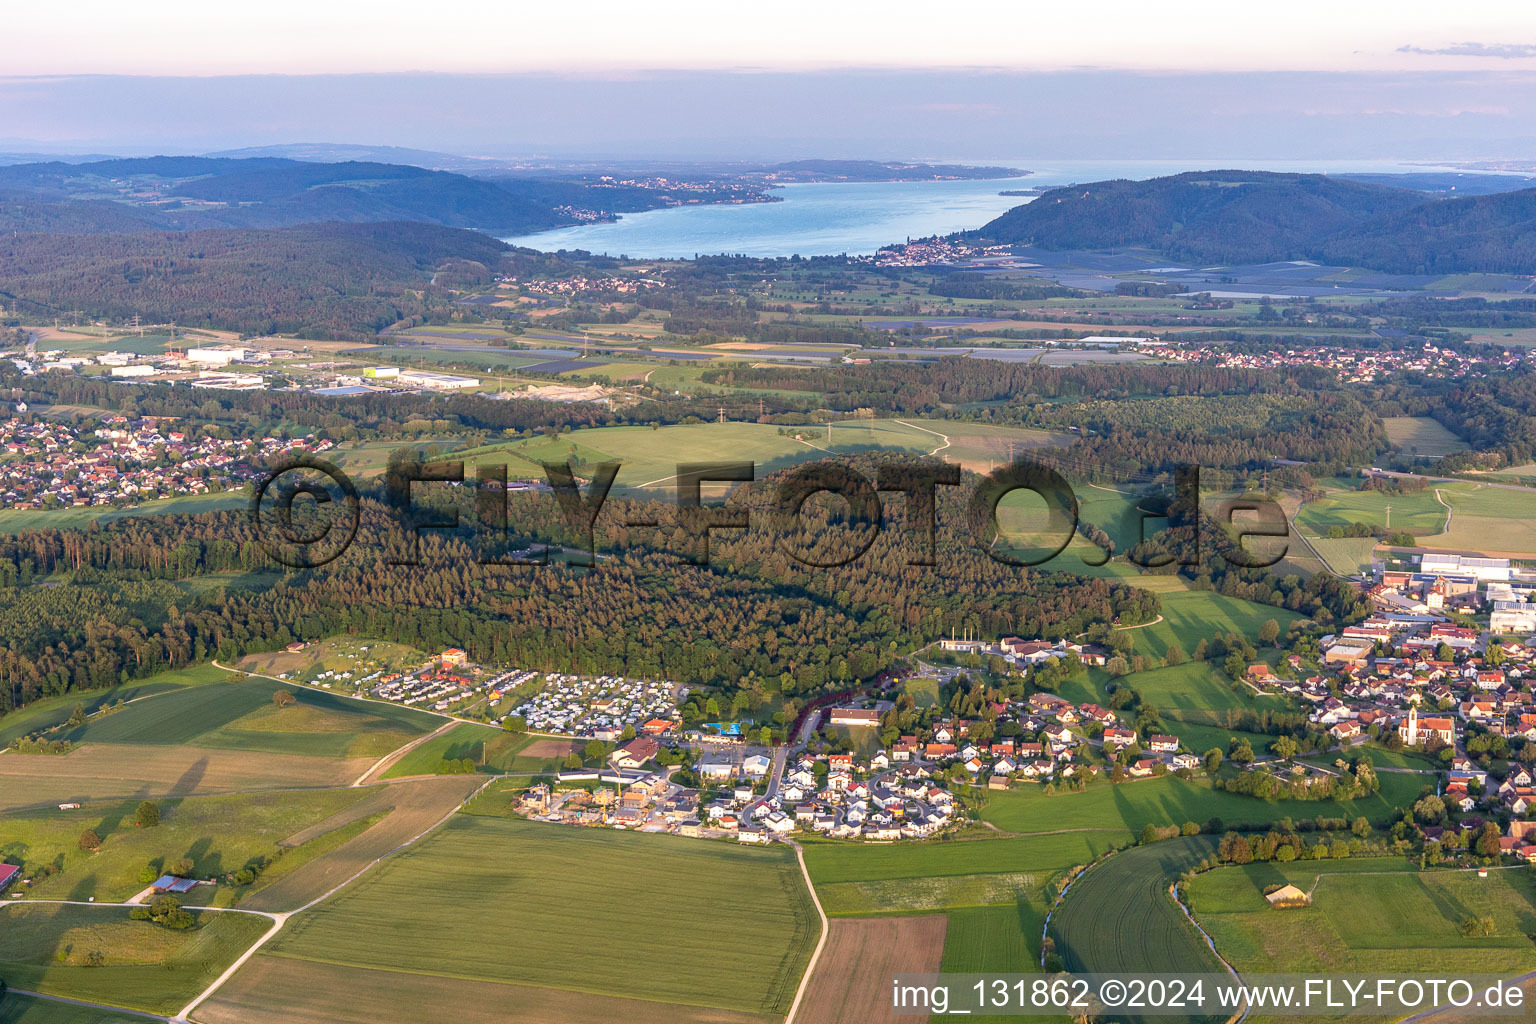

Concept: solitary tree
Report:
left=78, top=829, right=102, bottom=851
left=134, top=801, right=160, bottom=828
left=272, top=689, right=297, bottom=708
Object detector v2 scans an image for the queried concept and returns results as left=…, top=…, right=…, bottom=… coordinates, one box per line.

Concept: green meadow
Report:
left=0, top=903, right=269, bottom=1015
left=267, top=814, right=818, bottom=1017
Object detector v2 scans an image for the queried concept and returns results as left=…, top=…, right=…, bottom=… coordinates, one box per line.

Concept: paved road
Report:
left=765, top=744, right=789, bottom=801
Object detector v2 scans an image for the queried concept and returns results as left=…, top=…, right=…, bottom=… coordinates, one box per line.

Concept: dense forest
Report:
left=0, top=222, right=511, bottom=338
left=0, top=462, right=1158, bottom=714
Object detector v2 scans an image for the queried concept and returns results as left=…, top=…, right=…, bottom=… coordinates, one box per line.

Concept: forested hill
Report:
left=973, top=171, right=1425, bottom=263
left=1318, top=187, right=1536, bottom=275
left=0, top=221, right=510, bottom=339
left=972, top=170, right=1536, bottom=273
left=0, top=157, right=572, bottom=235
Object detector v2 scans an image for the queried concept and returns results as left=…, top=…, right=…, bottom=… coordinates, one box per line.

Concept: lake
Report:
left=503, top=158, right=1467, bottom=259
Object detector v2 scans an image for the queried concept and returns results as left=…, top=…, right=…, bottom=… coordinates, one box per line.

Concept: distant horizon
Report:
left=4, top=70, right=1536, bottom=163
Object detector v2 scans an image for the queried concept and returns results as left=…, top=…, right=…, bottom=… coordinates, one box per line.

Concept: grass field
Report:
left=0, top=993, right=150, bottom=1023
left=0, top=903, right=269, bottom=1015
left=977, top=772, right=1426, bottom=837
left=1130, top=585, right=1302, bottom=663
left=1115, top=660, right=1271, bottom=715
left=1297, top=487, right=1446, bottom=535
left=267, top=815, right=817, bottom=1016
left=52, top=676, right=437, bottom=759
left=803, top=832, right=1118, bottom=916
left=1381, top=417, right=1469, bottom=457
left=1426, top=482, right=1536, bottom=555
left=940, top=904, right=1061, bottom=1024
left=0, top=742, right=375, bottom=814
left=1191, top=861, right=1536, bottom=977
left=438, top=418, right=1065, bottom=493
left=0, top=664, right=227, bottom=746
left=239, top=775, right=485, bottom=913
left=1048, top=837, right=1225, bottom=1023
left=0, top=788, right=377, bottom=903
left=1160, top=719, right=1288, bottom=758
left=804, top=832, right=1115, bottom=885
left=0, top=493, right=248, bottom=533
left=1306, top=536, right=1378, bottom=575
left=379, top=721, right=494, bottom=777
left=324, top=438, right=469, bottom=480
left=940, top=903, right=1043, bottom=973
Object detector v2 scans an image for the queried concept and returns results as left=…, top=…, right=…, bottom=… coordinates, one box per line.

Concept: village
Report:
left=258, top=549, right=1536, bottom=856
left=0, top=413, right=328, bottom=509
left=485, top=550, right=1536, bottom=855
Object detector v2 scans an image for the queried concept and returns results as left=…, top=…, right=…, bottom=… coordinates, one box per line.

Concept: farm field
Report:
left=1305, top=536, right=1378, bottom=575
left=1191, top=862, right=1536, bottom=979
left=238, top=775, right=484, bottom=913
left=1381, top=416, right=1469, bottom=457
left=195, top=954, right=780, bottom=1024
left=803, top=832, right=1115, bottom=885
left=323, top=438, right=470, bottom=480
left=795, top=916, right=947, bottom=1024
left=50, top=676, right=438, bottom=759
left=1048, top=838, right=1225, bottom=1024
left=479, top=732, right=581, bottom=774
left=977, top=772, right=1425, bottom=837
left=0, top=903, right=269, bottom=1015
left=0, top=787, right=377, bottom=903
left=940, top=904, right=1066, bottom=1024
left=0, top=743, right=373, bottom=813
left=265, top=815, right=818, bottom=1015
left=0, top=993, right=149, bottom=1023
left=803, top=832, right=1117, bottom=916
left=1425, top=481, right=1536, bottom=555
left=0, top=664, right=226, bottom=746
left=1296, top=486, right=1446, bottom=536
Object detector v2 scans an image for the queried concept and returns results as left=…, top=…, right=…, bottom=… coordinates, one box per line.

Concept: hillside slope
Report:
left=974, top=170, right=1426, bottom=263
left=1318, top=187, right=1536, bottom=274
left=0, top=157, right=571, bottom=235
left=0, top=221, right=510, bottom=339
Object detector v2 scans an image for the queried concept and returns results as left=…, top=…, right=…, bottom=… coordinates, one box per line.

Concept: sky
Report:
left=9, top=0, right=1536, bottom=75
left=3, top=1, right=1536, bottom=160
